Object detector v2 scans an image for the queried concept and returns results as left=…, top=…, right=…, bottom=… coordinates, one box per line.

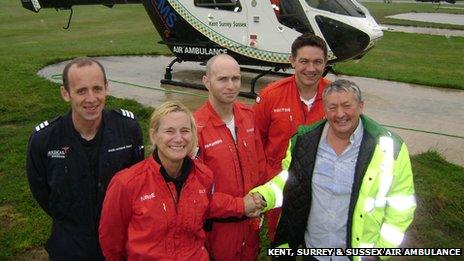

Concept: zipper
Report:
left=225, top=124, right=245, bottom=194
left=161, top=201, right=168, bottom=253
left=233, top=141, right=245, bottom=195
left=299, top=99, right=308, bottom=123
left=165, top=182, right=178, bottom=214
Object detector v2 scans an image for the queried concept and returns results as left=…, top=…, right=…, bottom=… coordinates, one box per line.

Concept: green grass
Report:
left=408, top=151, right=464, bottom=250
left=364, top=2, right=464, bottom=30
left=334, top=31, right=464, bottom=90
left=0, top=0, right=463, bottom=259
left=336, top=1, right=464, bottom=90
left=0, top=2, right=161, bottom=259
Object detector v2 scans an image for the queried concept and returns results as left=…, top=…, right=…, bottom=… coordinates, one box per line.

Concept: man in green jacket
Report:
left=251, top=79, right=416, bottom=260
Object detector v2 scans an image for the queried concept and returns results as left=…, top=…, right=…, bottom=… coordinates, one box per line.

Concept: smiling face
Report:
left=150, top=111, right=194, bottom=165
left=290, top=45, right=327, bottom=92
left=203, top=55, right=241, bottom=106
left=324, top=90, right=364, bottom=139
left=60, top=62, right=108, bottom=128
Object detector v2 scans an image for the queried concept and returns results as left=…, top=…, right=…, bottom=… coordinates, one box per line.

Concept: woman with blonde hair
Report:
left=99, top=101, right=215, bottom=260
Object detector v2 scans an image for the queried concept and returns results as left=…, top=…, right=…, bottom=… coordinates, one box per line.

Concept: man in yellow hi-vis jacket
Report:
left=250, top=79, right=416, bottom=261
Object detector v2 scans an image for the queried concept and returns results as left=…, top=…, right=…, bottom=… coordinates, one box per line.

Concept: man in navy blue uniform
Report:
left=26, top=57, right=144, bottom=260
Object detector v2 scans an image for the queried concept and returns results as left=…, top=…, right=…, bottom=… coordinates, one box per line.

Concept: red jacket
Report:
left=254, top=75, right=330, bottom=177
left=99, top=156, right=223, bottom=261
left=194, top=101, right=267, bottom=261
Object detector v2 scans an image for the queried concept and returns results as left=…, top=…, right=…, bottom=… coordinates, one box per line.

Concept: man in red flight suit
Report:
left=253, top=34, right=331, bottom=241
left=194, top=54, right=267, bottom=261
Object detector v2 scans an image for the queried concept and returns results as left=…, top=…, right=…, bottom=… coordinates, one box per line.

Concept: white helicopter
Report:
left=21, top=0, right=383, bottom=98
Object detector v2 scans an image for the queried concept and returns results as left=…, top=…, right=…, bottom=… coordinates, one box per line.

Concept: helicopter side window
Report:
left=305, top=0, right=365, bottom=17
left=278, top=0, right=314, bottom=34
left=195, top=0, right=242, bottom=12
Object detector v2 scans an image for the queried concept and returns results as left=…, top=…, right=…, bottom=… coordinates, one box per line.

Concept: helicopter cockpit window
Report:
left=278, top=0, right=314, bottom=34
left=305, top=0, right=365, bottom=17
left=195, top=0, right=242, bottom=12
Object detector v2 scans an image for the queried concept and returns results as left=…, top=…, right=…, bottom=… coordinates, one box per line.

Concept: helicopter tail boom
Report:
left=20, top=0, right=142, bottom=12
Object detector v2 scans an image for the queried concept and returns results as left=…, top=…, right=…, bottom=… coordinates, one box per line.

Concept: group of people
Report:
left=26, top=34, right=416, bottom=261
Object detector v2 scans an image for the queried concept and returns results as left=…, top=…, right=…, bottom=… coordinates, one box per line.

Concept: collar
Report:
left=65, top=110, right=107, bottom=140
left=351, top=119, right=364, bottom=145
left=205, top=101, right=242, bottom=127
left=291, top=76, right=327, bottom=107
left=300, top=93, right=317, bottom=108
left=152, top=150, right=192, bottom=182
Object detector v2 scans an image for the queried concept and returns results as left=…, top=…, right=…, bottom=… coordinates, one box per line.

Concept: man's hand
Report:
left=251, top=192, right=266, bottom=208
left=244, top=192, right=266, bottom=217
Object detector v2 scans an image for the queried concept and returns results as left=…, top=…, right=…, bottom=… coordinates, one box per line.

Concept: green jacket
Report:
left=251, top=115, right=415, bottom=260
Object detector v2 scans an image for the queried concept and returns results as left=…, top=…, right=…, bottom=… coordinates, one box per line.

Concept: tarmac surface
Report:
left=387, top=13, right=464, bottom=25
left=381, top=24, right=464, bottom=36
left=38, top=55, right=464, bottom=166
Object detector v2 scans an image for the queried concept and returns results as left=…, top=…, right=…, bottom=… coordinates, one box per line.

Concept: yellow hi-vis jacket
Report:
left=251, top=115, right=416, bottom=260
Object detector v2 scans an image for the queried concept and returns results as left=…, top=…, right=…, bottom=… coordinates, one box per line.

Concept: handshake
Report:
left=243, top=192, right=267, bottom=218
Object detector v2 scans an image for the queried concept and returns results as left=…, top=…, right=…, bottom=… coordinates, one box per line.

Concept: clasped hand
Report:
left=243, top=192, right=266, bottom=218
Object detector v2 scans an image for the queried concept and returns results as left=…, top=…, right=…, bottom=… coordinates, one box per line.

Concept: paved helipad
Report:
left=38, top=56, right=464, bottom=166
left=381, top=24, right=464, bottom=37
left=387, top=13, right=464, bottom=26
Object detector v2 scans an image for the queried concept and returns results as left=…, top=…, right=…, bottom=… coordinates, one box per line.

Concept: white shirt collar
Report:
left=300, top=93, right=317, bottom=108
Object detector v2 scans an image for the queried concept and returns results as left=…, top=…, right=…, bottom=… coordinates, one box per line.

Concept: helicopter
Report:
left=20, top=0, right=383, bottom=98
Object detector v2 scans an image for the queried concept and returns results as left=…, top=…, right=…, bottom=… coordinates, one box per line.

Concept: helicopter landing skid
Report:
left=160, top=57, right=286, bottom=99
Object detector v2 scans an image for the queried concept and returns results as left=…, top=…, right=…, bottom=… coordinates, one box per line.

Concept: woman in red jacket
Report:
left=99, top=101, right=216, bottom=260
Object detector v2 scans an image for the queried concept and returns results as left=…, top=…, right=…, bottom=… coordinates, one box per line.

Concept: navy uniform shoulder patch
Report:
left=34, top=116, right=60, bottom=132
left=116, top=108, right=135, bottom=120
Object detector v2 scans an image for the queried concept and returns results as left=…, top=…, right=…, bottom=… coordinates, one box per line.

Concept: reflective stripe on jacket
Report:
left=252, top=115, right=416, bottom=260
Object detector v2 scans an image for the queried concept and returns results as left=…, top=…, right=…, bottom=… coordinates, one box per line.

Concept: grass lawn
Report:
left=409, top=152, right=464, bottom=249
left=335, top=1, right=464, bottom=90
left=333, top=31, right=464, bottom=90
left=0, top=0, right=463, bottom=259
left=0, top=2, right=160, bottom=259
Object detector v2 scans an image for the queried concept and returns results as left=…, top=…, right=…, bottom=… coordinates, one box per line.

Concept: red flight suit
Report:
left=194, top=101, right=267, bottom=261
left=253, top=75, right=330, bottom=241
left=99, top=156, right=242, bottom=261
